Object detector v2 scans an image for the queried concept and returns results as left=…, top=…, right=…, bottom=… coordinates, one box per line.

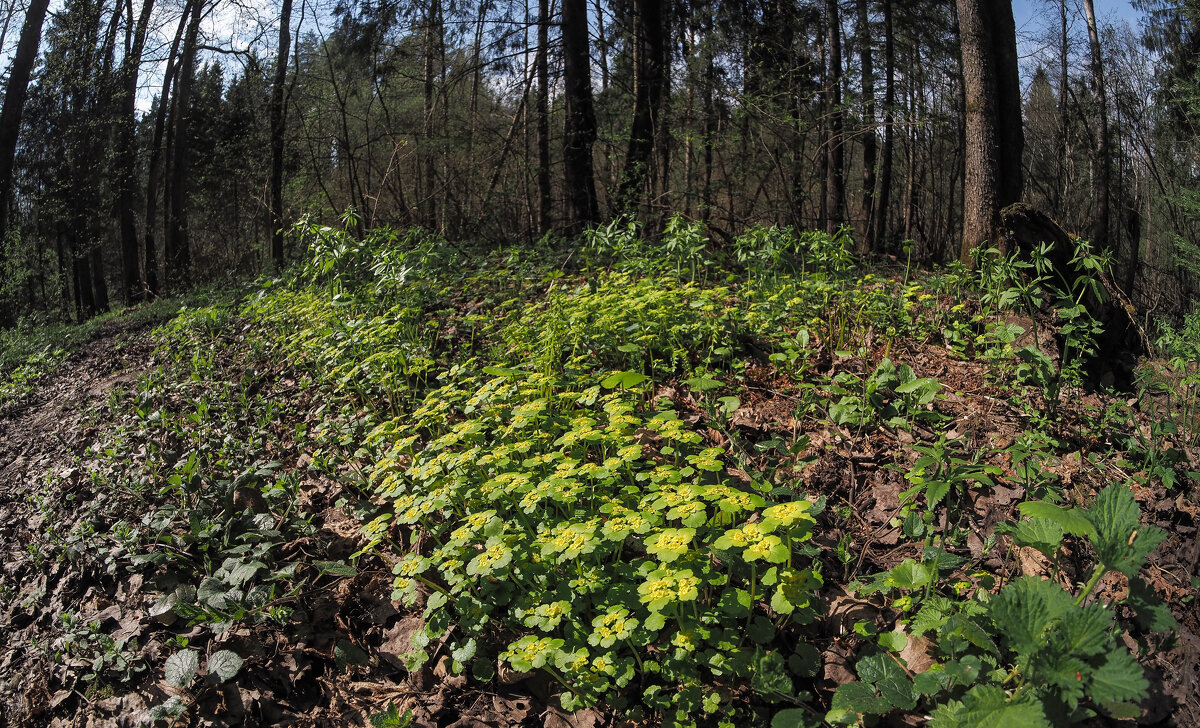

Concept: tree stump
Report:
left=999, top=202, right=1151, bottom=385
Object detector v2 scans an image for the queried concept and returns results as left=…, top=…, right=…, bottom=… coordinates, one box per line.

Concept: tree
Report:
left=855, top=0, right=877, bottom=252
left=825, top=0, right=844, bottom=235
left=269, top=0, right=294, bottom=265
left=956, top=0, right=1023, bottom=261
left=116, top=0, right=156, bottom=304
left=165, top=0, right=204, bottom=286
left=0, top=0, right=52, bottom=243
left=617, top=0, right=668, bottom=216
left=1082, top=0, right=1110, bottom=250
left=562, top=0, right=598, bottom=233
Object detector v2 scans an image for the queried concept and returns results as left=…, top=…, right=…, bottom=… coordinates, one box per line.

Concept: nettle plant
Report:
left=831, top=484, right=1174, bottom=727
left=367, top=365, right=825, bottom=723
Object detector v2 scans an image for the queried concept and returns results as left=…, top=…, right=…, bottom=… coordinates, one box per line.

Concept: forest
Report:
left=0, top=0, right=1199, bottom=726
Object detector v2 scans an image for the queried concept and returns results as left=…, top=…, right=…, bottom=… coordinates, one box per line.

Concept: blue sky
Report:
left=1010, top=0, right=1145, bottom=84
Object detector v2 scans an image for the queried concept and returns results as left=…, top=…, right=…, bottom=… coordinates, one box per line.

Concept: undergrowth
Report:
left=21, top=214, right=1195, bottom=727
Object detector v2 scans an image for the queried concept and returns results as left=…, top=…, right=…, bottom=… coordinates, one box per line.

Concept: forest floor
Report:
left=1, top=229, right=1199, bottom=728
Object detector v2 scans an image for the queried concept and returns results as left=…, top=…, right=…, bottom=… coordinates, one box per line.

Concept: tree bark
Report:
left=536, top=0, right=551, bottom=233
left=617, top=0, right=667, bottom=216
left=144, top=0, right=191, bottom=299
left=825, top=0, right=844, bottom=235
left=562, top=0, right=598, bottom=234
left=872, top=0, right=894, bottom=248
left=268, top=0, right=293, bottom=266
left=0, top=0, right=51, bottom=242
left=1082, top=0, right=1109, bottom=250
left=956, top=0, right=1023, bottom=262
left=116, top=0, right=156, bottom=304
left=165, top=0, right=203, bottom=287
left=856, top=0, right=876, bottom=252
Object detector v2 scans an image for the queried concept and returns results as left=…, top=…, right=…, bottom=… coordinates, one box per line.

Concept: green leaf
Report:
left=995, top=517, right=1063, bottom=558
left=1084, top=485, right=1167, bottom=576
left=878, top=630, right=908, bottom=652
left=856, top=652, right=917, bottom=711
left=1089, top=648, right=1149, bottom=704
left=164, top=649, right=200, bottom=687
left=1058, top=603, right=1114, bottom=657
left=888, top=559, right=933, bottom=590
left=930, top=685, right=1051, bottom=728
left=315, top=560, right=358, bottom=577
left=925, top=480, right=951, bottom=508
left=207, top=650, right=243, bottom=683
left=1017, top=501, right=1097, bottom=539
left=913, top=668, right=948, bottom=695
left=830, top=681, right=885, bottom=715
left=482, top=366, right=530, bottom=378
left=751, top=650, right=794, bottom=699
left=601, top=370, right=648, bottom=389
left=197, top=577, right=231, bottom=609
left=1126, top=577, right=1178, bottom=632
left=989, top=576, right=1073, bottom=655
left=685, top=375, right=723, bottom=392
left=748, top=615, right=776, bottom=644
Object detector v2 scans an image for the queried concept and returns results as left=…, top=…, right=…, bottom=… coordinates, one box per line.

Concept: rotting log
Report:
left=999, top=202, right=1151, bottom=385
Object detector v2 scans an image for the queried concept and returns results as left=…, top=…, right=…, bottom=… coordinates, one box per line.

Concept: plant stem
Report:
left=1075, top=562, right=1108, bottom=606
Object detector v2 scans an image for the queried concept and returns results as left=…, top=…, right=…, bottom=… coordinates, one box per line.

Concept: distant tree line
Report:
left=0, top=0, right=1197, bottom=326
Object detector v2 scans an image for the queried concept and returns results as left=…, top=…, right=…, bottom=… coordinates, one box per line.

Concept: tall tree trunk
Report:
left=992, top=0, right=1022, bottom=208
left=562, top=0, right=598, bottom=234
left=421, top=0, right=441, bottom=227
left=595, top=0, right=608, bottom=91
left=856, top=0, right=876, bottom=253
left=1082, top=0, right=1109, bottom=250
left=825, top=0, right=844, bottom=235
left=0, top=0, right=51, bottom=243
left=269, top=0, right=293, bottom=266
left=956, top=0, right=1022, bottom=261
left=536, top=0, right=551, bottom=233
left=165, top=0, right=202, bottom=287
left=116, top=0, right=156, bottom=304
left=144, top=1, right=190, bottom=299
left=873, top=0, right=894, bottom=248
left=617, top=0, right=667, bottom=216
left=1056, top=0, right=1068, bottom=212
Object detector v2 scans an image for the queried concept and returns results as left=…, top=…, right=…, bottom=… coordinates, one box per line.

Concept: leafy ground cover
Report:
left=0, top=217, right=1197, bottom=727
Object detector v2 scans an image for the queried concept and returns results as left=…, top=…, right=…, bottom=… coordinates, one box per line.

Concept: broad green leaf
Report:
left=930, top=685, right=1051, bottom=728
left=315, top=560, right=358, bottom=577
left=1084, top=485, right=1167, bottom=576
left=1089, top=648, right=1149, bottom=704
left=830, top=681, right=885, bottom=715
left=482, top=366, right=529, bottom=378
left=197, top=577, right=231, bottom=609
left=164, top=649, right=199, bottom=687
left=601, top=370, right=648, bottom=389
left=877, top=630, right=908, bottom=652
left=925, top=480, right=951, bottom=508
left=1059, top=603, right=1114, bottom=657
left=751, top=650, right=794, bottom=698
left=913, top=668, right=948, bottom=695
left=889, top=559, right=933, bottom=590
left=989, top=576, right=1073, bottom=655
left=335, top=640, right=370, bottom=668
left=995, top=517, right=1063, bottom=558
left=1017, top=501, right=1097, bottom=539
left=207, top=650, right=244, bottom=683
left=685, top=375, right=723, bottom=392
left=1126, top=577, right=1178, bottom=632
left=856, top=652, right=918, bottom=711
